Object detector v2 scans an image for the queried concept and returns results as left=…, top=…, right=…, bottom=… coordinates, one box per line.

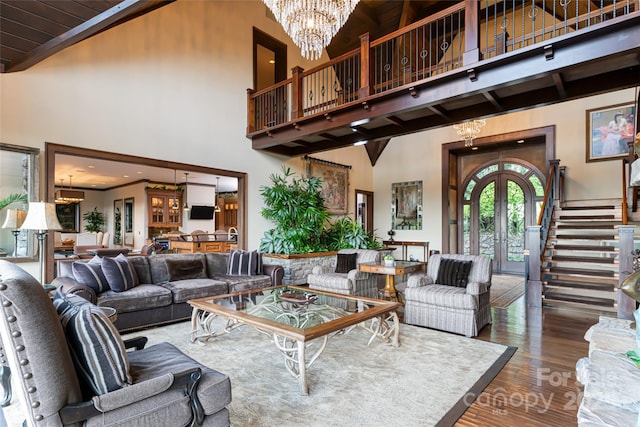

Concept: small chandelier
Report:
left=55, top=175, right=85, bottom=203
left=453, top=119, right=486, bottom=147
left=263, top=0, right=360, bottom=60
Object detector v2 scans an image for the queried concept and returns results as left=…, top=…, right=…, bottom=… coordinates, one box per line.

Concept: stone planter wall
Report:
left=263, top=252, right=338, bottom=285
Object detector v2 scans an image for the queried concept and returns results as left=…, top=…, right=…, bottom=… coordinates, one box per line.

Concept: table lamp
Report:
left=2, top=208, right=26, bottom=257
left=20, top=202, right=62, bottom=285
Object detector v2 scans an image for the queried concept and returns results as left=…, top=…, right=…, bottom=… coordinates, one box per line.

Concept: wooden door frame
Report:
left=441, top=125, right=556, bottom=254
left=355, top=189, right=374, bottom=233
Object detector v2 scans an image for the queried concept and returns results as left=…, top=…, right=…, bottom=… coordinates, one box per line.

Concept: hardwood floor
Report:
left=456, top=296, right=605, bottom=426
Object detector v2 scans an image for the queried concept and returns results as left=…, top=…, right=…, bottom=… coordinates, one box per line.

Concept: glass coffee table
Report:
left=188, top=285, right=401, bottom=394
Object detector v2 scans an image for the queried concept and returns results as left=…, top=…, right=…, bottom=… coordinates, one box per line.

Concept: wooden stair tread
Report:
left=552, top=244, right=616, bottom=251
left=559, top=205, right=616, bottom=210
left=557, top=215, right=616, bottom=220
left=545, top=279, right=615, bottom=291
left=555, top=224, right=616, bottom=229
left=547, top=267, right=615, bottom=277
left=548, top=255, right=615, bottom=264
left=554, top=234, right=616, bottom=240
left=543, top=292, right=615, bottom=307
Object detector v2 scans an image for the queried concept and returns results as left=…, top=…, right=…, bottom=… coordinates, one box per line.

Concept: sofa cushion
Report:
left=54, top=293, right=132, bottom=395
left=127, top=342, right=232, bottom=416
left=127, top=256, right=152, bottom=284
left=96, top=284, right=173, bottom=314
left=165, top=258, right=206, bottom=281
left=213, top=274, right=271, bottom=293
left=204, top=252, right=229, bottom=277
left=335, top=252, right=357, bottom=273
left=148, top=253, right=207, bottom=284
left=227, top=249, right=260, bottom=275
left=436, top=258, right=472, bottom=288
left=404, top=284, right=478, bottom=310
left=72, top=255, right=109, bottom=293
left=102, top=254, right=139, bottom=292
left=161, top=278, right=229, bottom=304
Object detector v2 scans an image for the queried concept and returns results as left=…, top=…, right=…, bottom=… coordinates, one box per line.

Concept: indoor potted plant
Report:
left=82, top=207, right=105, bottom=233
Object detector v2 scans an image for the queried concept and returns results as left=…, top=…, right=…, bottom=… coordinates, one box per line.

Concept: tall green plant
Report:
left=82, top=207, right=104, bottom=233
left=259, top=167, right=330, bottom=254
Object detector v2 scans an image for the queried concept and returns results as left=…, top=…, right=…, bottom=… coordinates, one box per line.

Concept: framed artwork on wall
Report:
left=307, top=157, right=349, bottom=215
left=586, top=102, right=636, bottom=162
left=55, top=202, right=80, bottom=233
left=392, top=181, right=422, bottom=230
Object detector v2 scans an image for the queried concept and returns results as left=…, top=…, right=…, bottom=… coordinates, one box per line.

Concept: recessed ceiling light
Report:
left=517, top=139, right=525, bottom=144
left=353, top=140, right=367, bottom=146
left=91, top=184, right=97, bottom=187
left=88, top=165, right=95, bottom=169
left=269, top=59, right=275, bottom=64
left=123, top=175, right=129, bottom=178
left=471, top=146, right=479, bottom=150
left=137, top=171, right=143, bottom=174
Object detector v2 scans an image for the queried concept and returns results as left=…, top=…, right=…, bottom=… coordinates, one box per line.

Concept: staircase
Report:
left=542, top=199, right=622, bottom=312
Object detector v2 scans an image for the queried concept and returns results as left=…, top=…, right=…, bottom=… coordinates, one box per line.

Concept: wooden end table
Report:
left=358, top=261, right=425, bottom=303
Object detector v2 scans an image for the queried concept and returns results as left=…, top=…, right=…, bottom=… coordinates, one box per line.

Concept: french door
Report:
left=462, top=161, right=544, bottom=274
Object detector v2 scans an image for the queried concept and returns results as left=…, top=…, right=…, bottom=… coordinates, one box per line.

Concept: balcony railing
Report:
left=247, top=0, right=637, bottom=135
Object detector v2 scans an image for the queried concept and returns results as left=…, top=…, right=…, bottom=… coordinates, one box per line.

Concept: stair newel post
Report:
left=291, top=66, right=304, bottom=120
left=617, top=225, right=636, bottom=320
left=525, top=225, right=542, bottom=308
left=359, top=33, right=371, bottom=99
left=550, top=159, right=561, bottom=202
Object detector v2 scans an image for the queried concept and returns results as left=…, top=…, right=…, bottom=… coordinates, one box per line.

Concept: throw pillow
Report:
left=227, top=249, right=259, bottom=276
left=53, top=292, right=132, bottom=395
left=335, top=253, right=357, bottom=273
left=166, top=258, right=206, bottom=281
left=436, top=258, right=473, bottom=288
left=102, top=253, right=139, bottom=292
left=72, top=255, right=109, bottom=294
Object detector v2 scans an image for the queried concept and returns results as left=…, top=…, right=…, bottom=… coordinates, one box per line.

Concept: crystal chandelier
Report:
left=453, top=119, right=486, bottom=147
left=263, top=0, right=360, bottom=60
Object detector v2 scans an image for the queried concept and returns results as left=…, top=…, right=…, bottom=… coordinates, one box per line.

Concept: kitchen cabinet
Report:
left=148, top=190, right=182, bottom=228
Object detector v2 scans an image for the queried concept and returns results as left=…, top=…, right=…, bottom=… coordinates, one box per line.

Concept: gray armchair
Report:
left=0, top=260, right=231, bottom=426
left=403, top=253, right=492, bottom=337
left=307, top=249, right=381, bottom=308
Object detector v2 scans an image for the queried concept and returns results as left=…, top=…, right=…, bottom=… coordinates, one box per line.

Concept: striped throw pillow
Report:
left=227, top=249, right=260, bottom=276
left=72, top=255, right=109, bottom=293
left=102, top=254, right=138, bottom=292
left=54, top=293, right=132, bottom=394
left=436, top=258, right=473, bottom=288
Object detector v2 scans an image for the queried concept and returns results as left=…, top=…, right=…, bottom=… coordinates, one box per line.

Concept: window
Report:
left=0, top=143, right=39, bottom=260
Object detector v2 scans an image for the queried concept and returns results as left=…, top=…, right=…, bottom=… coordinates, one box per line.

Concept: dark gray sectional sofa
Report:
left=52, top=252, right=284, bottom=331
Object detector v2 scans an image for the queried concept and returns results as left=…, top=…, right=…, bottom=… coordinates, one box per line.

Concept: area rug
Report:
left=491, top=274, right=525, bottom=308
left=2, top=320, right=515, bottom=427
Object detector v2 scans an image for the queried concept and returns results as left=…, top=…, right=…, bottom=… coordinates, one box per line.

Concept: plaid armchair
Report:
left=403, top=254, right=493, bottom=337
left=307, top=249, right=381, bottom=308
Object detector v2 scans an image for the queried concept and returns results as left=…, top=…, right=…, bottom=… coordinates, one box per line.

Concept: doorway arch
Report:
left=461, top=159, right=544, bottom=274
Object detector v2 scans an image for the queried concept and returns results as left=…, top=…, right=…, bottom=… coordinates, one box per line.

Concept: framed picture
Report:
left=392, top=181, right=422, bottom=230
left=55, top=202, right=80, bottom=233
left=308, top=161, right=349, bottom=215
left=586, top=102, right=636, bottom=162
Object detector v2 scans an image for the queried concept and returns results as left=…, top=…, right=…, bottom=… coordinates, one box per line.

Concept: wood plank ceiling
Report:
left=0, top=0, right=175, bottom=73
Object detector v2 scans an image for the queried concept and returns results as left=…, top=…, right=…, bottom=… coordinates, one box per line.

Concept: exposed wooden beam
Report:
left=482, top=90, right=504, bottom=112
left=552, top=72, right=567, bottom=99
left=365, top=139, right=390, bottom=166
left=427, top=105, right=450, bottom=120
left=385, top=115, right=407, bottom=128
left=5, top=0, right=174, bottom=73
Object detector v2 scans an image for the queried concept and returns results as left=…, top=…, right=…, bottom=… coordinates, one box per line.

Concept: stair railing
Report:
left=526, top=159, right=563, bottom=308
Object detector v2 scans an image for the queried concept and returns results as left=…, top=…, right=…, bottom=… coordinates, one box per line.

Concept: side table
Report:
left=358, top=261, right=424, bottom=303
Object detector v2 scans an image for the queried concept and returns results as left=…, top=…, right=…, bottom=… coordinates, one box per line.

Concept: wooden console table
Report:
left=170, top=240, right=237, bottom=254
left=382, top=240, right=429, bottom=262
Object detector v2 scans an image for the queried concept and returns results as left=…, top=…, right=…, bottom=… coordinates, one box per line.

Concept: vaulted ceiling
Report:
left=0, top=0, right=448, bottom=74
left=0, top=0, right=175, bottom=73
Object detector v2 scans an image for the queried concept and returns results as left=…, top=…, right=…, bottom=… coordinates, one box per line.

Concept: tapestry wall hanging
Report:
left=392, top=181, right=422, bottom=230
left=306, top=156, right=350, bottom=215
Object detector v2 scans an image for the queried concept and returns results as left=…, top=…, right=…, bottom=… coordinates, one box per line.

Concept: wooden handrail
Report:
left=537, top=162, right=557, bottom=226
left=249, top=77, right=292, bottom=99
left=301, top=48, right=359, bottom=78
left=369, top=2, right=465, bottom=48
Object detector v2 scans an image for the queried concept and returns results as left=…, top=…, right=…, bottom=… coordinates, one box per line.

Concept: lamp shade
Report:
left=2, top=209, right=26, bottom=229
left=20, top=202, right=63, bottom=231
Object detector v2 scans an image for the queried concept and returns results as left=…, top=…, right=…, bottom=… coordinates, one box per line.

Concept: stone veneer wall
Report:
left=263, top=252, right=338, bottom=285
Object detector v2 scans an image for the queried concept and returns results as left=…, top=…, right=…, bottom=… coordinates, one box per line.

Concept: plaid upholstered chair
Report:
left=307, top=249, right=381, bottom=308
left=0, top=260, right=231, bottom=426
left=403, top=253, right=493, bottom=337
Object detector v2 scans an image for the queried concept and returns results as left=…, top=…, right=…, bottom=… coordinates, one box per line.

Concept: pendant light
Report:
left=214, top=177, right=222, bottom=213
left=183, top=172, right=190, bottom=211
left=172, top=170, right=179, bottom=210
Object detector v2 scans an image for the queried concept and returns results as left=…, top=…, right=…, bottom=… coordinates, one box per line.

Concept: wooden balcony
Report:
left=246, top=0, right=640, bottom=158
